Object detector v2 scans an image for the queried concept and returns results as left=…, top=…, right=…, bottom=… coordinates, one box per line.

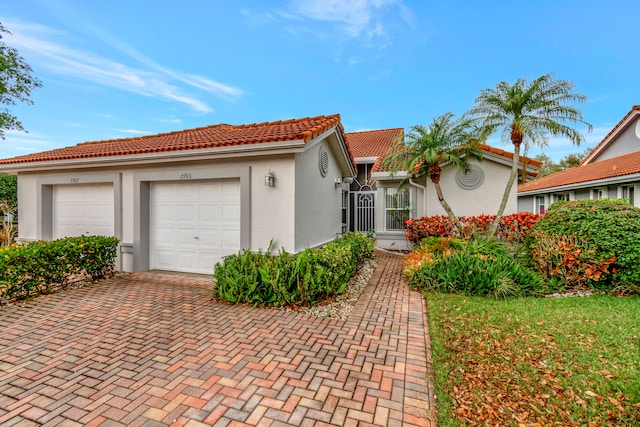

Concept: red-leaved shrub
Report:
left=405, top=212, right=540, bottom=243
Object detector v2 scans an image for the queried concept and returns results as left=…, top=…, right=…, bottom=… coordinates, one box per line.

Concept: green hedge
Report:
left=213, top=232, right=375, bottom=307
left=0, top=235, right=119, bottom=300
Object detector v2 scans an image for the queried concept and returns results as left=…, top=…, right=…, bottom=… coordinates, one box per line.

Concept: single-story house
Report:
left=518, top=105, right=640, bottom=213
left=344, top=129, right=541, bottom=249
left=0, top=114, right=539, bottom=273
left=0, top=115, right=356, bottom=274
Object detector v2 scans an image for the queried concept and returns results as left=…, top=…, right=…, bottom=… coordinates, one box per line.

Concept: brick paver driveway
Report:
left=0, top=251, right=436, bottom=426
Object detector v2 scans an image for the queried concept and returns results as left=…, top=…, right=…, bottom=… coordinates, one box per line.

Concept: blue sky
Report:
left=1, top=0, right=640, bottom=162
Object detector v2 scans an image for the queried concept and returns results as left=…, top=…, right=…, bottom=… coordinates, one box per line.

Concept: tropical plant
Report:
left=469, top=73, right=591, bottom=235
left=381, top=112, right=486, bottom=233
left=531, top=199, right=640, bottom=292
left=0, top=23, right=43, bottom=138
left=404, top=237, right=545, bottom=298
left=213, top=232, right=375, bottom=307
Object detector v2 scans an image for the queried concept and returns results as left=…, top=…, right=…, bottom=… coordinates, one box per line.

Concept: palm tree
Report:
left=381, top=112, right=485, bottom=233
left=469, top=73, right=592, bottom=236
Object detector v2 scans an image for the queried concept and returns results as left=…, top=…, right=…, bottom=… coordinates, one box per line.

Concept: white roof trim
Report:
left=355, top=156, right=378, bottom=164
left=582, top=109, right=640, bottom=165
left=518, top=172, right=640, bottom=196
left=0, top=139, right=307, bottom=173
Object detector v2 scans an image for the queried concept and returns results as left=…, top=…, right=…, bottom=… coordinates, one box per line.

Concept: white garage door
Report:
left=53, top=184, right=115, bottom=239
left=150, top=180, right=241, bottom=274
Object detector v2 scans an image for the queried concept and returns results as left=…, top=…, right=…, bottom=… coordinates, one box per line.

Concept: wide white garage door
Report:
left=150, top=180, right=241, bottom=274
left=53, top=184, right=115, bottom=239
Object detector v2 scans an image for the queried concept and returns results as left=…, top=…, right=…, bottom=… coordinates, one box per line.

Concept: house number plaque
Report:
left=180, top=173, right=192, bottom=180
left=70, top=178, right=80, bottom=183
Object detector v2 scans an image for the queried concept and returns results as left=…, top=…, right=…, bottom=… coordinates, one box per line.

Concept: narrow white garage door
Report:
left=150, top=180, right=241, bottom=274
left=53, top=184, right=115, bottom=239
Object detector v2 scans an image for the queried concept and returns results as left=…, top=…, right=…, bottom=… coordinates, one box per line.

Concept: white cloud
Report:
left=157, top=118, right=182, bottom=124
left=286, top=0, right=408, bottom=39
left=260, top=0, right=413, bottom=48
left=2, top=18, right=244, bottom=113
left=114, top=129, right=152, bottom=135
left=1, top=130, right=57, bottom=155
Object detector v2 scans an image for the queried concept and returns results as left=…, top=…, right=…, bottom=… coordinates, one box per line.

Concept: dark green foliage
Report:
left=532, top=199, right=640, bottom=292
left=0, top=235, right=119, bottom=301
left=212, top=232, right=375, bottom=307
left=0, top=23, right=43, bottom=138
left=407, top=238, right=545, bottom=299
left=0, top=174, right=16, bottom=210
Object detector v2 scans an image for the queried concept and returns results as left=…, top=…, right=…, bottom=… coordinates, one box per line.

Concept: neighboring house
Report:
left=344, top=129, right=541, bottom=250
left=518, top=105, right=640, bottom=213
left=0, top=115, right=356, bottom=274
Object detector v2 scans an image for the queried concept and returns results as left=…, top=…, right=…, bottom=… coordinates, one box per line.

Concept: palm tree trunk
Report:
left=434, top=181, right=464, bottom=235
left=488, top=142, right=521, bottom=236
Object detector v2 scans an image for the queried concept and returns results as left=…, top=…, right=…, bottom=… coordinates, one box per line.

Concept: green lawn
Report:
left=426, top=293, right=640, bottom=426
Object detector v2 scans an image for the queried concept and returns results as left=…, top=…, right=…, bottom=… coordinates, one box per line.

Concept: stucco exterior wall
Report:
left=294, top=139, right=344, bottom=251
left=16, top=174, right=38, bottom=242
left=593, top=118, right=640, bottom=162
left=517, top=196, right=533, bottom=213
left=427, top=159, right=514, bottom=217
left=14, top=155, right=298, bottom=272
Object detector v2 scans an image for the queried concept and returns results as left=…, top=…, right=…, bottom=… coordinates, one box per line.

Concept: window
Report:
left=592, top=187, right=607, bottom=199
left=553, top=192, right=570, bottom=202
left=385, top=188, right=411, bottom=231
left=619, top=185, right=635, bottom=205
left=535, top=195, right=546, bottom=214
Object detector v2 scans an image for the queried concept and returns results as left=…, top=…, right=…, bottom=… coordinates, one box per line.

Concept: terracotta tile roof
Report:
left=344, top=128, right=403, bottom=173
left=478, top=144, right=543, bottom=167
left=344, top=128, right=542, bottom=174
left=344, top=128, right=404, bottom=159
left=581, top=105, right=640, bottom=165
left=518, top=150, right=640, bottom=193
left=0, top=115, right=343, bottom=165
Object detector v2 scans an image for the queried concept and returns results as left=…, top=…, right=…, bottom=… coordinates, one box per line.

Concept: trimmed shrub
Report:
left=0, top=236, right=119, bottom=301
left=405, top=212, right=540, bottom=243
left=531, top=199, right=640, bottom=293
left=404, top=237, right=545, bottom=298
left=213, top=232, right=375, bottom=307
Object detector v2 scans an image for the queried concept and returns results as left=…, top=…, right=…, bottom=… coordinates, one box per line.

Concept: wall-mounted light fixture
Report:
left=334, top=177, right=342, bottom=187
left=265, top=171, right=275, bottom=187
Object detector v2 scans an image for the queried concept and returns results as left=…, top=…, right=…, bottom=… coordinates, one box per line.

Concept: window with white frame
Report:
left=591, top=187, right=607, bottom=199
left=619, top=185, right=635, bottom=205
left=534, top=195, right=547, bottom=214
left=384, top=187, right=411, bottom=231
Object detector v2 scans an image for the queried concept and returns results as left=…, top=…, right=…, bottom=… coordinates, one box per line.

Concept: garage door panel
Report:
left=150, top=180, right=240, bottom=274
left=53, top=184, right=114, bottom=239
left=198, top=229, right=220, bottom=246
left=222, top=183, right=240, bottom=200
left=177, top=227, right=196, bottom=245
left=199, top=205, right=220, bottom=224
left=178, top=205, right=197, bottom=222
left=221, top=205, right=240, bottom=224
left=222, top=230, right=240, bottom=249
left=155, top=204, right=177, bottom=221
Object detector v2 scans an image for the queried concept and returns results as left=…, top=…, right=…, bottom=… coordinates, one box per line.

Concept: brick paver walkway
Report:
left=0, top=250, right=436, bottom=426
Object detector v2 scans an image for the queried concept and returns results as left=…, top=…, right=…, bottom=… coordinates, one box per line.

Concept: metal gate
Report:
left=353, top=191, right=375, bottom=233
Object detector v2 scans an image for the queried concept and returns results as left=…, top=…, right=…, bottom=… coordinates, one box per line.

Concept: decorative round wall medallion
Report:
left=456, top=164, right=485, bottom=190
left=319, top=146, right=329, bottom=177
left=635, top=118, right=640, bottom=139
